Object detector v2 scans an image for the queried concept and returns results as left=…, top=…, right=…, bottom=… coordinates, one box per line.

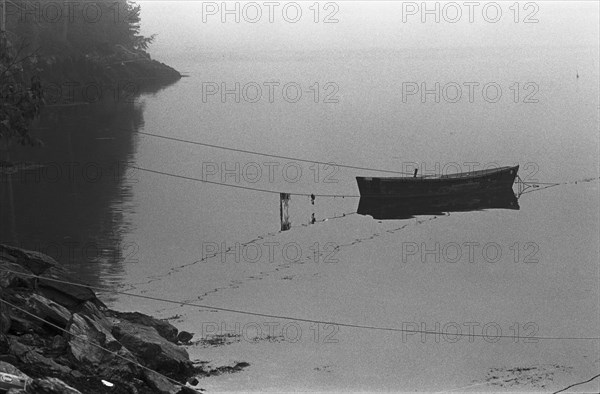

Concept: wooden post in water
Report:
left=280, top=193, right=291, bottom=231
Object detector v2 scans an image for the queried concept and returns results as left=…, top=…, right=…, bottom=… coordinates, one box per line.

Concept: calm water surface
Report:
left=1, top=2, right=599, bottom=392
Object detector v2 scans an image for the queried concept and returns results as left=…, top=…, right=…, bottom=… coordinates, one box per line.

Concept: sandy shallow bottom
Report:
left=106, top=181, right=599, bottom=392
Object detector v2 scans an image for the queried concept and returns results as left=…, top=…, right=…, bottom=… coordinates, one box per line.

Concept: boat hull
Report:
left=356, top=165, right=519, bottom=198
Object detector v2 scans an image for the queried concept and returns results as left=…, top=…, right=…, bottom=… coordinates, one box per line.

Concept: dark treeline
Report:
left=1, top=0, right=179, bottom=150
left=3, top=0, right=154, bottom=57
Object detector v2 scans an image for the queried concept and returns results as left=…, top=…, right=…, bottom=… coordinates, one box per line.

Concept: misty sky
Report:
left=138, top=1, right=599, bottom=55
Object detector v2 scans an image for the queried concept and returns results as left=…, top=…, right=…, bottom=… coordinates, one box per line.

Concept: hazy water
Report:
left=1, top=1, right=599, bottom=392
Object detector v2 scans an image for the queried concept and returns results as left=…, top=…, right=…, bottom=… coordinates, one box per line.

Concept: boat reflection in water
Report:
left=357, top=189, right=519, bottom=220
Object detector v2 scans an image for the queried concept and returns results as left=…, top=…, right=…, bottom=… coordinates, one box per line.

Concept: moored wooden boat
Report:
left=356, top=165, right=519, bottom=198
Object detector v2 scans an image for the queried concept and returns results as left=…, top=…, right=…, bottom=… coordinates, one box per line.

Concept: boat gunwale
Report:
left=356, top=165, right=519, bottom=182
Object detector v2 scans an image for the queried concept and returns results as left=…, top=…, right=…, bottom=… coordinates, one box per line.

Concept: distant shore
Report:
left=24, top=45, right=182, bottom=105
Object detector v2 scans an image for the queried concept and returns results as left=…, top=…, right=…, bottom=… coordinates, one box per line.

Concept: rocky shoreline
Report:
left=0, top=244, right=207, bottom=394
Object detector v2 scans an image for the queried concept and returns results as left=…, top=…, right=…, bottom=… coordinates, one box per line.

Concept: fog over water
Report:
left=2, top=1, right=599, bottom=392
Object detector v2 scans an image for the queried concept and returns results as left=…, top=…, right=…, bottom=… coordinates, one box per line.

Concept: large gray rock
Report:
left=0, top=244, right=95, bottom=309
left=0, top=313, right=11, bottom=335
left=144, top=370, right=182, bottom=394
left=12, top=293, right=72, bottom=329
left=76, top=301, right=112, bottom=332
left=1, top=295, right=11, bottom=334
left=38, top=268, right=96, bottom=309
left=67, top=313, right=118, bottom=365
left=7, top=316, right=44, bottom=335
left=0, top=245, right=57, bottom=276
left=23, top=377, right=82, bottom=394
left=8, top=337, right=71, bottom=375
left=0, top=259, right=33, bottom=289
left=112, top=319, right=193, bottom=378
left=111, top=311, right=179, bottom=343
left=0, top=361, right=30, bottom=393
left=67, top=312, right=140, bottom=380
left=0, top=360, right=30, bottom=379
left=177, top=331, right=194, bottom=344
